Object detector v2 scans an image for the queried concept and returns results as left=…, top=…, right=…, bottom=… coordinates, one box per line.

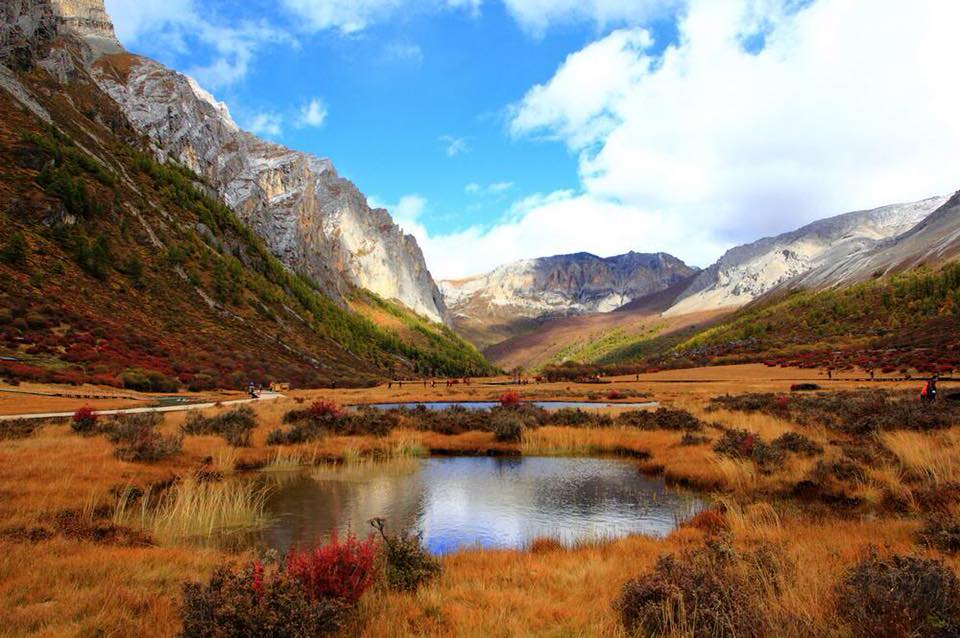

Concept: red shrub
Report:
left=774, top=395, right=790, bottom=411
left=307, top=400, right=344, bottom=419
left=499, top=391, right=521, bottom=407
left=607, top=390, right=624, bottom=400
left=71, top=406, right=98, bottom=434
left=286, top=534, right=380, bottom=604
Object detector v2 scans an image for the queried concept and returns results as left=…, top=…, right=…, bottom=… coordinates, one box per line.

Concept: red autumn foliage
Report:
left=286, top=534, right=380, bottom=604
left=499, top=391, right=522, bottom=407
left=607, top=390, right=624, bottom=400
left=307, top=400, right=344, bottom=419
left=71, top=406, right=98, bottom=434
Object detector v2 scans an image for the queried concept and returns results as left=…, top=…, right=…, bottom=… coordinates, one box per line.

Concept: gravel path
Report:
left=0, top=392, right=283, bottom=421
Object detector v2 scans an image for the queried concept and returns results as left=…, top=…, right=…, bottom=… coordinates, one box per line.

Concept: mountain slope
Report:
left=0, top=1, right=491, bottom=389
left=796, top=191, right=960, bottom=288
left=665, top=196, right=947, bottom=316
left=441, top=251, right=697, bottom=350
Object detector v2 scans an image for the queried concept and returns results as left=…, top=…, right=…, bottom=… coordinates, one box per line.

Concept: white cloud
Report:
left=500, top=0, right=680, bottom=37
left=280, top=0, right=482, bottom=33
left=297, top=98, right=329, bottom=128
left=245, top=112, right=284, bottom=137
left=439, top=135, right=472, bottom=157
left=403, top=189, right=728, bottom=280
left=105, top=0, right=292, bottom=88
left=465, top=181, right=514, bottom=196
left=489, top=0, right=960, bottom=269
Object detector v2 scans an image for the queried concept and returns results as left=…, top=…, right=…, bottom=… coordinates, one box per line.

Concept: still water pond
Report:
left=260, top=457, right=704, bottom=555
left=355, top=400, right=658, bottom=411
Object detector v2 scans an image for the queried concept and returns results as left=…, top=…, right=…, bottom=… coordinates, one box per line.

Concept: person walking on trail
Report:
left=921, top=374, right=939, bottom=403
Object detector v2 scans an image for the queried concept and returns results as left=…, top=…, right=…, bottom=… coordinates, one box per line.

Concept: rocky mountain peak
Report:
left=50, top=0, right=117, bottom=42
left=1, top=0, right=449, bottom=324
left=441, top=251, right=698, bottom=349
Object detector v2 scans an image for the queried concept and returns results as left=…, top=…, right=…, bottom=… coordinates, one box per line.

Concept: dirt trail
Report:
left=0, top=392, right=283, bottom=421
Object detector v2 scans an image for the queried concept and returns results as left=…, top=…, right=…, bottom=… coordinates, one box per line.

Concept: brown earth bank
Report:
left=1, top=364, right=959, bottom=636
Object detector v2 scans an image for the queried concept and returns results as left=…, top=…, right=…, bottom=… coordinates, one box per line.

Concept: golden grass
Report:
left=880, top=429, right=960, bottom=485
left=116, top=478, right=272, bottom=544
left=1, top=378, right=959, bottom=637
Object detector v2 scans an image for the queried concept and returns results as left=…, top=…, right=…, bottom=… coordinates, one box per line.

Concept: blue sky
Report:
left=104, top=1, right=960, bottom=279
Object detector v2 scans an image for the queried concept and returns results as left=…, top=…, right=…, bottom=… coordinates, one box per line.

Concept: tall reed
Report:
left=116, top=478, right=272, bottom=543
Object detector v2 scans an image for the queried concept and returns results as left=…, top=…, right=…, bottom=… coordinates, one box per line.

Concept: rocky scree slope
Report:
left=0, top=0, right=490, bottom=389
left=441, top=251, right=697, bottom=350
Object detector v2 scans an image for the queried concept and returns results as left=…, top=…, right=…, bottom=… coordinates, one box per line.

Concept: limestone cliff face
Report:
left=5, top=0, right=448, bottom=324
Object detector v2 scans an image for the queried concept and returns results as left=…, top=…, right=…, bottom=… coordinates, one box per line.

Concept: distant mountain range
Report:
left=467, top=194, right=958, bottom=369
left=440, top=252, right=697, bottom=350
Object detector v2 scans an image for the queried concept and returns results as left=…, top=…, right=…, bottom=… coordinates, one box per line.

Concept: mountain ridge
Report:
left=440, top=251, right=698, bottom=350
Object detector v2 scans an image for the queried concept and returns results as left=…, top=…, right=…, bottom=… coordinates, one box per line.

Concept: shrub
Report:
left=308, top=400, right=344, bottom=419
left=106, top=412, right=182, bottom=462
left=71, top=406, right=98, bottom=435
left=835, top=550, right=960, bottom=638
left=0, top=232, right=28, bottom=266
left=770, top=431, right=824, bottom=457
left=0, top=418, right=43, bottom=440
left=615, top=536, right=784, bottom=638
left=542, top=408, right=613, bottom=428
left=790, top=383, right=821, bottom=391
left=180, top=562, right=347, bottom=638
left=680, top=432, right=711, bottom=446
left=491, top=412, right=526, bottom=442
left=617, top=408, right=705, bottom=431
left=370, top=518, right=441, bottom=592
left=713, top=429, right=786, bottom=470
left=182, top=406, right=258, bottom=447
left=286, top=534, right=380, bottom=605
left=499, top=391, right=521, bottom=407
left=918, top=512, right=960, bottom=554
left=120, top=368, right=179, bottom=393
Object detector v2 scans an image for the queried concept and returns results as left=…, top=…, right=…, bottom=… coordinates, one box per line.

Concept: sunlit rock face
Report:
left=2, top=0, right=449, bottom=324
left=665, top=196, right=949, bottom=316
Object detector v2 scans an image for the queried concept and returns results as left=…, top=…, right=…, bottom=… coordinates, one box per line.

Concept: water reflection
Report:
left=260, top=457, right=704, bottom=555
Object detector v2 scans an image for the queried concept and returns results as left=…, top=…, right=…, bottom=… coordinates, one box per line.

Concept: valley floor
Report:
left=1, top=364, right=958, bottom=636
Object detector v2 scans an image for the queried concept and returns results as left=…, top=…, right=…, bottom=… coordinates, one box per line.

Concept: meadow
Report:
left=1, top=364, right=958, bottom=637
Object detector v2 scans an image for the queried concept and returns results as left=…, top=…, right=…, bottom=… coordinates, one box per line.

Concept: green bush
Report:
left=181, top=406, right=258, bottom=447
left=370, top=518, right=440, bottom=592
left=0, top=232, right=28, bottom=266
left=120, top=368, right=179, bottom=393
left=491, top=412, right=526, bottom=443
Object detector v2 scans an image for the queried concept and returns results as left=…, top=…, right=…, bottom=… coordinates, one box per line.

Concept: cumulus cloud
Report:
left=398, top=0, right=960, bottom=279
left=297, top=98, right=329, bottom=128
left=105, top=0, right=292, bottom=88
